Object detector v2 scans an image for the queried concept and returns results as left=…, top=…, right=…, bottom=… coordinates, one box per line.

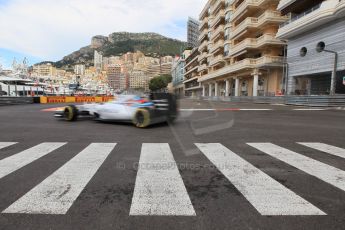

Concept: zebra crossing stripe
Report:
left=3, top=143, right=116, bottom=215
left=130, top=143, right=196, bottom=216
left=0, top=142, right=17, bottom=150
left=248, top=143, right=345, bottom=192
left=298, top=143, right=345, bottom=159
left=195, top=143, right=325, bottom=216
left=0, top=143, right=66, bottom=180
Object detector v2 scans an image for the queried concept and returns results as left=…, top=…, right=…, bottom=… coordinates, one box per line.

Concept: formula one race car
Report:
left=54, top=93, right=178, bottom=128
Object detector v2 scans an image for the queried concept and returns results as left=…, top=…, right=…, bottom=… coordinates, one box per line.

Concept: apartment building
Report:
left=32, top=63, right=57, bottom=77
left=187, top=17, right=201, bottom=48
left=74, top=64, right=85, bottom=76
left=184, top=48, right=202, bottom=97
left=172, top=50, right=191, bottom=96
left=277, top=0, right=345, bottom=95
left=198, top=0, right=287, bottom=97
left=129, top=70, right=150, bottom=91
left=107, top=64, right=122, bottom=91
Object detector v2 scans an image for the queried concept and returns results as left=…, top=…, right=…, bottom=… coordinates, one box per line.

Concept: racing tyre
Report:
left=133, top=109, right=151, bottom=128
left=64, top=105, right=78, bottom=121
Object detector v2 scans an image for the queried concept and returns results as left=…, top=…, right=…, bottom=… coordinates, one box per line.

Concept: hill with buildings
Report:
left=53, top=32, right=188, bottom=68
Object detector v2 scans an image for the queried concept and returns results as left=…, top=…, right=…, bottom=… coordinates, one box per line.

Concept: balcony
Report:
left=210, top=10, right=225, bottom=28
left=198, top=55, right=284, bottom=82
left=277, top=0, right=297, bottom=11
left=198, top=64, right=208, bottom=72
left=198, top=40, right=208, bottom=52
left=232, top=0, right=277, bottom=22
left=198, top=29, right=208, bottom=42
left=185, top=65, right=199, bottom=76
left=198, top=52, right=208, bottom=62
left=211, top=0, right=225, bottom=15
left=277, top=0, right=345, bottom=39
left=230, top=11, right=287, bottom=39
left=211, top=25, right=225, bottom=41
left=210, top=39, right=225, bottom=54
left=230, top=34, right=285, bottom=56
left=199, top=17, right=208, bottom=30
left=209, top=55, right=224, bottom=67
left=185, top=55, right=199, bottom=69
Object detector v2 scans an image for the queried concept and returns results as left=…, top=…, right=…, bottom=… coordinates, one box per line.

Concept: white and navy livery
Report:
left=54, top=93, right=178, bottom=128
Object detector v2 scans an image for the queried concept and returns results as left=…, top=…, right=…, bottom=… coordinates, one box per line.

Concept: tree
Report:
left=149, top=74, right=172, bottom=92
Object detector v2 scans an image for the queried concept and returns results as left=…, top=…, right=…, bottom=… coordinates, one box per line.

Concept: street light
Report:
left=316, top=41, right=338, bottom=95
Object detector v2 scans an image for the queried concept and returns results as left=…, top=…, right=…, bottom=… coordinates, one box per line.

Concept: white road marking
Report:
left=0, top=142, right=17, bottom=150
left=293, top=109, right=327, bottom=111
left=195, top=143, right=325, bottom=216
left=298, top=143, right=345, bottom=159
left=0, top=143, right=66, bottom=180
left=238, top=109, right=272, bottom=111
left=180, top=109, right=272, bottom=111
left=180, top=109, right=215, bottom=111
left=248, top=143, right=345, bottom=192
left=130, top=143, right=196, bottom=216
left=3, top=143, right=116, bottom=215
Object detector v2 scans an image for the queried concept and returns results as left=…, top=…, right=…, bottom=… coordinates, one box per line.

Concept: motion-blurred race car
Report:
left=54, top=93, right=178, bottom=128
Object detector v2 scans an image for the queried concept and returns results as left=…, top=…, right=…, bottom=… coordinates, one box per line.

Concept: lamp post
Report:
left=316, top=42, right=338, bottom=95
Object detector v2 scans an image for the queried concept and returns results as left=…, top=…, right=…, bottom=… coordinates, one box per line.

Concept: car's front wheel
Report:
left=132, top=109, right=151, bottom=128
left=64, top=105, right=78, bottom=121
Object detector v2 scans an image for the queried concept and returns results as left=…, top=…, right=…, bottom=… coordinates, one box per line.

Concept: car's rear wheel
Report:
left=64, top=105, right=78, bottom=121
left=133, top=109, right=151, bottom=128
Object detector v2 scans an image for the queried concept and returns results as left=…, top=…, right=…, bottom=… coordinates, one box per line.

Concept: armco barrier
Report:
left=0, top=97, right=34, bottom=106
left=199, top=95, right=345, bottom=107
left=40, top=96, right=115, bottom=104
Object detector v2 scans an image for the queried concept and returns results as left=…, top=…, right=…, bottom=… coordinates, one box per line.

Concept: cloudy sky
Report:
left=0, top=0, right=206, bottom=68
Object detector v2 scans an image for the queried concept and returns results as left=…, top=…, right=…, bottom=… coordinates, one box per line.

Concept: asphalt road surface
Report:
left=0, top=99, right=345, bottom=230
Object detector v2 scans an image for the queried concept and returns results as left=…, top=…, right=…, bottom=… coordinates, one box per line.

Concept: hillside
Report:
left=53, top=32, right=188, bottom=68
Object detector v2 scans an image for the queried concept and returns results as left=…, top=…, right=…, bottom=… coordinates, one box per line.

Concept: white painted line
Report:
left=180, top=109, right=215, bottom=111
left=298, top=143, right=345, bottom=159
left=180, top=108, right=273, bottom=111
left=0, top=143, right=66, bottom=180
left=248, top=143, right=345, bottom=192
left=293, top=109, right=327, bottom=111
left=239, top=109, right=272, bottom=111
left=195, top=143, right=324, bottom=216
left=0, top=142, right=17, bottom=150
left=3, top=143, right=116, bottom=215
left=130, top=143, right=196, bottom=216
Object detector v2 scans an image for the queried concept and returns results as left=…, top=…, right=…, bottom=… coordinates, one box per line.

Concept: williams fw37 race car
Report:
left=54, top=93, right=178, bottom=128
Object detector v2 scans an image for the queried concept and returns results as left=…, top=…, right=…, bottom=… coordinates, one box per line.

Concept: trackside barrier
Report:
left=40, top=96, right=115, bottom=104
left=198, top=95, right=345, bottom=107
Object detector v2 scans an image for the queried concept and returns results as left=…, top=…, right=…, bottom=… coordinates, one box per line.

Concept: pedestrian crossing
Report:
left=0, top=141, right=345, bottom=216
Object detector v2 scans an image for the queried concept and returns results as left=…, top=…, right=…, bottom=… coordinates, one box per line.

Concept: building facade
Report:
left=184, top=48, right=202, bottom=97
left=187, top=17, right=201, bottom=48
left=32, top=63, right=57, bottom=77
left=198, top=0, right=287, bottom=97
left=171, top=51, right=191, bottom=96
left=277, top=0, right=345, bottom=95
left=129, top=70, right=150, bottom=91
left=107, top=64, right=122, bottom=91
left=94, top=50, right=103, bottom=74
left=74, top=64, right=86, bottom=76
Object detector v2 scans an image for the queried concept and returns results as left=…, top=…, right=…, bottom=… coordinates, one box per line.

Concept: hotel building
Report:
left=277, top=0, right=345, bottom=95
left=198, top=0, right=288, bottom=97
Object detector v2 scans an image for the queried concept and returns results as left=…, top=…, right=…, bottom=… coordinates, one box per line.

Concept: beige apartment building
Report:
left=198, top=0, right=288, bottom=97
left=32, top=63, right=57, bottom=77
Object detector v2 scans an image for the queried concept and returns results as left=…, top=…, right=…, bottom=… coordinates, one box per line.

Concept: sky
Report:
left=0, top=0, right=207, bottom=69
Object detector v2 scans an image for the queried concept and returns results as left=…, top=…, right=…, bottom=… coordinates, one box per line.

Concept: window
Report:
left=300, top=47, right=307, bottom=57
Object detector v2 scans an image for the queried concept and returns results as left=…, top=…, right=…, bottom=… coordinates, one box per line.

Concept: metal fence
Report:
left=193, top=95, right=345, bottom=107
left=0, top=97, right=35, bottom=106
